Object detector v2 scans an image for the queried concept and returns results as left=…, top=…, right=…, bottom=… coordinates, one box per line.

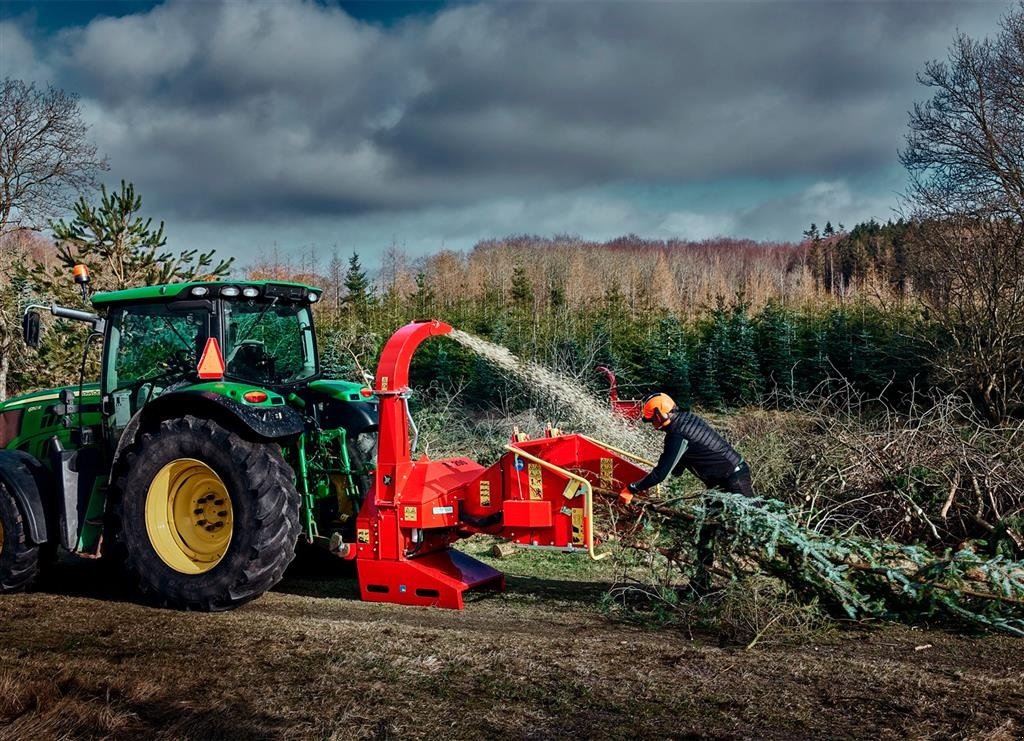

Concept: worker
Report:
left=619, top=392, right=754, bottom=594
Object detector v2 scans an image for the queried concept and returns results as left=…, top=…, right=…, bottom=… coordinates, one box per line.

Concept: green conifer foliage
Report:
left=23, top=181, right=232, bottom=390
left=693, top=316, right=725, bottom=409
left=343, top=251, right=373, bottom=320
left=510, top=263, right=533, bottom=310
left=754, top=300, right=796, bottom=394
left=40, top=180, right=232, bottom=297
left=630, top=490, right=1024, bottom=636
left=646, top=316, right=691, bottom=404
left=724, top=301, right=762, bottom=404
left=409, top=271, right=435, bottom=318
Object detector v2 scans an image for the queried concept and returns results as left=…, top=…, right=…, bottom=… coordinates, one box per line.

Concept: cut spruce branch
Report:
left=595, top=487, right=1024, bottom=637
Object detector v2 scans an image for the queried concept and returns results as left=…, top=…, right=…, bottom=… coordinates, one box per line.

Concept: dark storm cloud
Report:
left=384, top=1, right=976, bottom=183
left=0, top=0, right=1007, bottom=223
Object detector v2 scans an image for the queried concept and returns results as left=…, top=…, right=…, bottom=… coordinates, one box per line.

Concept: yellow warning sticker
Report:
left=357, top=528, right=370, bottom=544
left=381, top=376, right=389, bottom=391
left=571, top=508, right=584, bottom=544
left=479, top=480, right=491, bottom=507
left=562, top=480, right=581, bottom=500
left=403, top=506, right=417, bottom=521
left=600, top=457, right=614, bottom=489
left=528, top=464, right=543, bottom=500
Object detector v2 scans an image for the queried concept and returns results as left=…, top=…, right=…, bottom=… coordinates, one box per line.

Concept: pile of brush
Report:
left=602, top=487, right=1024, bottom=636
left=725, top=390, right=1024, bottom=552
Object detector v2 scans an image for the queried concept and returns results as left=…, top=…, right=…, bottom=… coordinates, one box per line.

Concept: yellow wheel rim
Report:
left=144, top=458, right=233, bottom=574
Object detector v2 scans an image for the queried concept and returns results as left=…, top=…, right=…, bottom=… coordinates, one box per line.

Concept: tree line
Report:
left=3, top=3, right=1024, bottom=422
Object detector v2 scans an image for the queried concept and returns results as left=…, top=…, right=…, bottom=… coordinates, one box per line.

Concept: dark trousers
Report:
left=693, top=462, right=754, bottom=594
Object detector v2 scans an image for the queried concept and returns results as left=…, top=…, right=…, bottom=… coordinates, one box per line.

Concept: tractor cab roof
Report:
left=91, top=280, right=323, bottom=307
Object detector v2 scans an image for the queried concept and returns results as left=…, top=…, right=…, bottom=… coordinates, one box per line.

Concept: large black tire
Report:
left=114, top=416, right=301, bottom=611
left=0, top=483, right=41, bottom=592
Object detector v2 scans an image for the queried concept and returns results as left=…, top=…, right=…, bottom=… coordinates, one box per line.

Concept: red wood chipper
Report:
left=346, top=320, right=654, bottom=609
left=595, top=365, right=643, bottom=421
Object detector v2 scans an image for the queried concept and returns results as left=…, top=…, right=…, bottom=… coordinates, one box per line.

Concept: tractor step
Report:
left=356, top=549, right=504, bottom=609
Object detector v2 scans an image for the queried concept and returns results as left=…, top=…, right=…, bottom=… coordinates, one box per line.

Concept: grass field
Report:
left=0, top=541, right=1021, bottom=740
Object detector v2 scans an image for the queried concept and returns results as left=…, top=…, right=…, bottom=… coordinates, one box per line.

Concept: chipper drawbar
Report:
left=348, top=319, right=653, bottom=608
left=0, top=270, right=651, bottom=610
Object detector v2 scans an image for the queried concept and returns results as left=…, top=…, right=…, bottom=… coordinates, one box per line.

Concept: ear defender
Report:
left=641, top=393, right=676, bottom=429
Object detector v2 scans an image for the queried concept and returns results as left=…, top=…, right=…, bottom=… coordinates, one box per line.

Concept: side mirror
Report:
left=22, top=310, right=41, bottom=349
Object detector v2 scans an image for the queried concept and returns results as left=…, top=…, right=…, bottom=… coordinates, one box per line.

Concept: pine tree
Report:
left=647, top=316, right=691, bottom=404
left=548, top=281, right=565, bottom=313
left=802, top=223, right=821, bottom=242
left=725, top=301, right=762, bottom=404
left=510, top=263, right=533, bottom=310
left=24, top=181, right=232, bottom=391
left=343, top=251, right=372, bottom=320
left=40, top=180, right=231, bottom=296
left=754, top=300, right=796, bottom=394
left=693, top=302, right=729, bottom=408
left=795, top=309, right=831, bottom=394
left=693, top=341, right=723, bottom=409
left=327, top=249, right=345, bottom=313
left=409, top=271, right=435, bottom=318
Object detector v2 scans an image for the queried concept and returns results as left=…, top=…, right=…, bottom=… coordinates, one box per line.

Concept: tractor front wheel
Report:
left=116, top=417, right=300, bottom=610
left=0, top=483, right=41, bottom=593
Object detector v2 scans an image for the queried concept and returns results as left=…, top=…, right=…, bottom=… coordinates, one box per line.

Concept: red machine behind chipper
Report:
left=596, top=365, right=644, bottom=421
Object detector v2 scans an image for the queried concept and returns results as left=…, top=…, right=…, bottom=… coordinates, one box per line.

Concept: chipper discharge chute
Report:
left=349, top=320, right=653, bottom=609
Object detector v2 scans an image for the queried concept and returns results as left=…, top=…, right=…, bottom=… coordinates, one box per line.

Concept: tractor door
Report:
left=102, top=301, right=212, bottom=445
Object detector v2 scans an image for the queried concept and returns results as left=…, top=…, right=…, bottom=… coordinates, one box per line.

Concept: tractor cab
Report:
left=95, top=280, right=321, bottom=441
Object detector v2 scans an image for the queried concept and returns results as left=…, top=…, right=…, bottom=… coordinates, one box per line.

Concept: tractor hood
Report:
left=0, top=383, right=101, bottom=413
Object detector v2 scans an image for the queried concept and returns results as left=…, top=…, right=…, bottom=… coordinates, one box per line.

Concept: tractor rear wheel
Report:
left=0, top=483, right=41, bottom=592
left=115, top=416, right=300, bottom=611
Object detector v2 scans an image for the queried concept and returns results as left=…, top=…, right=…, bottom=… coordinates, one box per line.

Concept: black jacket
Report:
left=630, top=411, right=742, bottom=492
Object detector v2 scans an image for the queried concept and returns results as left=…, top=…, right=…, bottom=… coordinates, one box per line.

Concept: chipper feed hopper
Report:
left=0, top=269, right=651, bottom=611
left=350, top=320, right=653, bottom=608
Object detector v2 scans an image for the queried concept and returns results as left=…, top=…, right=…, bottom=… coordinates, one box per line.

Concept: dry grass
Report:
left=715, top=576, right=836, bottom=648
left=1, top=558, right=1021, bottom=740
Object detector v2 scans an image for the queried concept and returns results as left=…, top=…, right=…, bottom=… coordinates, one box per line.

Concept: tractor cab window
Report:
left=104, top=303, right=210, bottom=413
left=223, top=301, right=317, bottom=387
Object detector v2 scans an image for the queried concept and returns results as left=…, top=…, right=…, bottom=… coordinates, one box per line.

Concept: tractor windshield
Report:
left=223, top=301, right=317, bottom=386
left=105, top=303, right=210, bottom=396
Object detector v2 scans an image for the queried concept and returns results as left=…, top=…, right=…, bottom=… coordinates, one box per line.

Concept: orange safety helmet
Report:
left=641, top=393, right=676, bottom=429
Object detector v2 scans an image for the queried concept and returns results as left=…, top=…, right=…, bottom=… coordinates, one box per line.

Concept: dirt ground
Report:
left=0, top=544, right=1021, bottom=741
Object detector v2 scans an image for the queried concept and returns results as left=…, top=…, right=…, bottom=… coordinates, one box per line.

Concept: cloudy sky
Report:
left=0, top=0, right=1012, bottom=268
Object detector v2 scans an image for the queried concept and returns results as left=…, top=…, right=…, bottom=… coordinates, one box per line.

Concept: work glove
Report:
left=618, top=485, right=636, bottom=505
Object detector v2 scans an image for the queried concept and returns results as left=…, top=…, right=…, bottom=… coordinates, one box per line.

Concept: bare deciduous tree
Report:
left=900, top=5, right=1024, bottom=422
left=0, top=79, right=108, bottom=234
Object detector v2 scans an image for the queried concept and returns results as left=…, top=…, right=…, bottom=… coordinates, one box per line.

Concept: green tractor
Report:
left=0, top=274, right=378, bottom=610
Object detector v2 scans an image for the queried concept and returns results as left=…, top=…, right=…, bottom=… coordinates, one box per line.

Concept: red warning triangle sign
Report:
left=197, top=337, right=226, bottom=380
